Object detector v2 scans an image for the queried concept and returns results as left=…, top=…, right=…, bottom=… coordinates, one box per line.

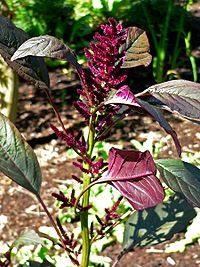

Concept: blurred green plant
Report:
left=124, top=0, right=197, bottom=82
left=130, top=134, right=170, bottom=159
left=0, top=56, right=19, bottom=122
left=4, top=0, right=198, bottom=81
left=5, top=0, right=74, bottom=39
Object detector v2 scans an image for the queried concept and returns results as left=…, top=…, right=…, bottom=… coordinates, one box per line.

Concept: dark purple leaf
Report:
left=137, top=99, right=181, bottom=156
left=0, top=16, right=49, bottom=90
left=145, top=80, right=200, bottom=121
left=119, top=27, right=152, bottom=68
left=104, top=87, right=181, bottom=156
left=156, top=159, right=200, bottom=207
left=105, top=86, right=140, bottom=107
left=11, top=35, right=80, bottom=69
left=101, top=148, right=164, bottom=210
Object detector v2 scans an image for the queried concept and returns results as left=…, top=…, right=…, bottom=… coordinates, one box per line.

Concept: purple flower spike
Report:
left=83, top=18, right=128, bottom=104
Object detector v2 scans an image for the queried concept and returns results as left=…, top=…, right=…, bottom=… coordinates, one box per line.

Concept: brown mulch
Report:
left=0, top=67, right=200, bottom=267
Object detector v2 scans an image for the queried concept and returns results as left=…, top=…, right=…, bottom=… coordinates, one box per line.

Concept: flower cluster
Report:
left=85, top=18, right=128, bottom=98
left=95, top=196, right=122, bottom=236
left=73, top=18, right=129, bottom=129
left=56, top=217, right=81, bottom=266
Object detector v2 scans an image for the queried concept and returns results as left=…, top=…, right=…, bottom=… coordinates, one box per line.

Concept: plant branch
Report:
left=36, top=194, right=67, bottom=251
left=43, top=88, right=68, bottom=135
left=91, top=209, right=132, bottom=244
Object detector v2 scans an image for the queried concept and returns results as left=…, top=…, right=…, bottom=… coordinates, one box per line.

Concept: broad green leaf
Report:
left=0, top=16, right=49, bottom=90
left=145, top=80, right=200, bottom=122
left=0, top=113, right=42, bottom=195
left=13, top=230, right=44, bottom=248
left=119, top=27, right=152, bottom=68
left=156, top=159, right=200, bottom=207
left=11, top=35, right=80, bottom=70
left=115, top=194, right=196, bottom=264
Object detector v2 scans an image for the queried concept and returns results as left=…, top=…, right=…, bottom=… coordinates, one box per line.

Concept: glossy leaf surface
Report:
left=0, top=113, right=42, bottom=195
left=120, top=27, right=152, bottom=68
left=101, top=148, right=164, bottom=210
left=105, top=87, right=181, bottom=156
left=115, top=194, right=196, bottom=265
left=0, top=16, right=49, bottom=90
left=11, top=35, right=80, bottom=69
left=146, top=80, right=200, bottom=121
left=156, top=159, right=200, bottom=207
left=105, top=86, right=140, bottom=107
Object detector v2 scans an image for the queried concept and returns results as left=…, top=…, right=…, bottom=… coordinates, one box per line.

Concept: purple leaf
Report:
left=145, top=80, right=200, bottom=122
left=0, top=16, right=49, bottom=90
left=105, top=85, right=140, bottom=107
left=104, top=87, right=181, bottom=156
left=101, top=148, right=164, bottom=210
left=119, top=27, right=152, bottom=68
left=137, top=99, right=181, bottom=156
left=11, top=35, right=80, bottom=69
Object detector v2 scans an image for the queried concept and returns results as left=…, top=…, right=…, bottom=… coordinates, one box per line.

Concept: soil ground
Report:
left=0, top=73, right=200, bottom=267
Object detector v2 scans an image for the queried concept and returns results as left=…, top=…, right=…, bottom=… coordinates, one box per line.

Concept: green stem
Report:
left=185, top=31, right=198, bottom=82
left=157, top=0, right=173, bottom=82
left=142, top=0, right=173, bottom=82
left=80, top=172, right=91, bottom=267
left=80, top=115, right=96, bottom=267
left=171, top=8, right=185, bottom=70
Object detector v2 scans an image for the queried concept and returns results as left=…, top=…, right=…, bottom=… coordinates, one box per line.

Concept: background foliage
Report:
left=1, top=0, right=199, bottom=81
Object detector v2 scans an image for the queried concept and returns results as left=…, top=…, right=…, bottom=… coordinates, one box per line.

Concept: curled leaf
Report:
left=105, top=87, right=181, bottom=156
left=120, top=27, right=152, bottom=68
left=101, top=148, right=164, bottom=210
left=105, top=85, right=140, bottom=107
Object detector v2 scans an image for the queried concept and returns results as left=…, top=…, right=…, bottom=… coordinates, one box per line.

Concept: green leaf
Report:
left=13, top=230, right=44, bottom=248
left=156, top=159, right=200, bottom=207
left=119, top=27, right=152, bottom=68
left=0, top=16, right=49, bottom=90
left=116, top=194, right=196, bottom=265
left=0, top=113, right=42, bottom=195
